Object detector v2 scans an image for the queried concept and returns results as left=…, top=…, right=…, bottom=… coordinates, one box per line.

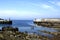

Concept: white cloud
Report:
left=48, top=1, right=60, bottom=6
left=0, top=10, right=17, bottom=19
left=0, top=10, right=17, bottom=16
left=56, top=2, right=60, bottom=6
left=48, top=1, right=55, bottom=4
left=0, top=10, right=16, bottom=13
left=31, top=3, right=58, bottom=12
left=41, top=4, right=58, bottom=12
left=42, top=4, right=51, bottom=9
left=0, top=10, right=40, bottom=19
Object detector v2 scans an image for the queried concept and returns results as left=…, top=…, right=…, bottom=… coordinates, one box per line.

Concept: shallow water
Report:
left=0, top=20, right=59, bottom=37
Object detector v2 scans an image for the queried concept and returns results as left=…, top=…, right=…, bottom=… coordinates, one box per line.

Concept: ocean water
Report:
left=0, top=20, right=58, bottom=37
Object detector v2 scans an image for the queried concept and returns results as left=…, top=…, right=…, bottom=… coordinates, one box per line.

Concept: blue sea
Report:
left=0, top=20, right=59, bottom=37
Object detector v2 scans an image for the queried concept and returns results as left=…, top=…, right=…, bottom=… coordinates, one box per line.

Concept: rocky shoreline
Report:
left=0, top=26, right=60, bottom=40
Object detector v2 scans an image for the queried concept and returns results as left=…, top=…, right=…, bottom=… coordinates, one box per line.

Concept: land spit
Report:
left=34, top=18, right=60, bottom=28
left=0, top=26, right=60, bottom=40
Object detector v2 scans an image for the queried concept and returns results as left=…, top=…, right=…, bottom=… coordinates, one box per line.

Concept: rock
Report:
left=2, top=26, right=18, bottom=32
left=0, top=26, right=60, bottom=40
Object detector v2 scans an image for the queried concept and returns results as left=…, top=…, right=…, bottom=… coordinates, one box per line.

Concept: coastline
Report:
left=0, top=26, right=60, bottom=40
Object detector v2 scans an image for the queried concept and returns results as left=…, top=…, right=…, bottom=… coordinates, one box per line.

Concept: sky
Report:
left=0, top=0, right=60, bottom=20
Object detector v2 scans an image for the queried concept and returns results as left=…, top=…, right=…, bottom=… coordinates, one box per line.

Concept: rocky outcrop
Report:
left=0, top=26, right=60, bottom=40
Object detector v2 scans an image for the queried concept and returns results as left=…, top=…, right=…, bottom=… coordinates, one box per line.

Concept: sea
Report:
left=0, top=20, right=59, bottom=37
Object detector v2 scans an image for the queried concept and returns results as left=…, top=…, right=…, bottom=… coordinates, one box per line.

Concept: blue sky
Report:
left=0, top=0, right=60, bottom=20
